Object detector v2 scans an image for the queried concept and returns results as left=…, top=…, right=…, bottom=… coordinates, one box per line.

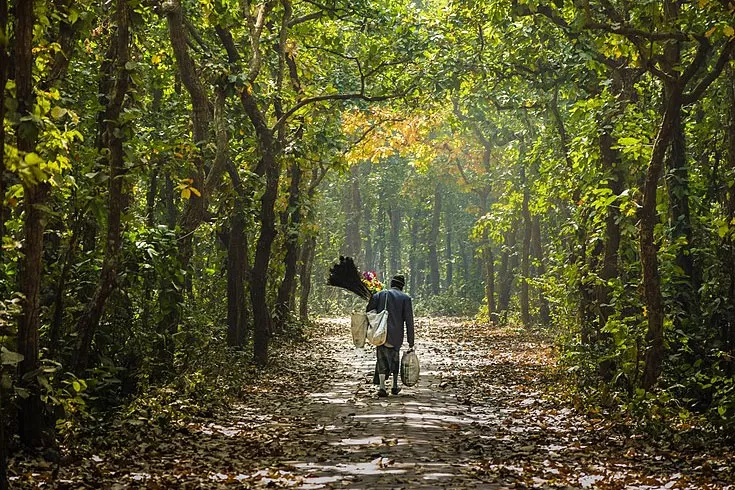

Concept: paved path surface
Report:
left=285, top=321, right=487, bottom=488
left=247, top=317, right=553, bottom=489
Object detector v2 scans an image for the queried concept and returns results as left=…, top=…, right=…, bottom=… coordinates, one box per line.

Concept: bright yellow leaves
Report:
left=341, top=107, right=449, bottom=170
left=177, top=179, right=201, bottom=200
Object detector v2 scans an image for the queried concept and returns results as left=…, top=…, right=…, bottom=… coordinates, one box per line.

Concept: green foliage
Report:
left=414, top=291, right=478, bottom=317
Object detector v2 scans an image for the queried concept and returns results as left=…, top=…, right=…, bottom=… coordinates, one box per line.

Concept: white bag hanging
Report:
left=366, top=293, right=389, bottom=346
left=350, top=311, right=368, bottom=348
left=400, top=348, right=420, bottom=387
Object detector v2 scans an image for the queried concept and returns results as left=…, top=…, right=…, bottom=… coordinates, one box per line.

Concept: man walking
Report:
left=367, top=275, right=415, bottom=397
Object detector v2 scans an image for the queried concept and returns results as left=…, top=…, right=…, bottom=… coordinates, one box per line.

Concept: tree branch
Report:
left=247, top=0, right=275, bottom=83
left=271, top=91, right=395, bottom=134
left=288, top=10, right=322, bottom=26
left=215, top=24, right=240, bottom=63
left=585, top=21, right=689, bottom=42
left=683, top=39, right=733, bottom=104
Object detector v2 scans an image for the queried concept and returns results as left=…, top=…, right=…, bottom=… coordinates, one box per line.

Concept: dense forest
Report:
left=2, top=0, right=735, bottom=486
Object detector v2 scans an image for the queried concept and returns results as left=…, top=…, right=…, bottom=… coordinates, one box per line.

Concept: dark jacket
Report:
left=366, top=287, right=415, bottom=349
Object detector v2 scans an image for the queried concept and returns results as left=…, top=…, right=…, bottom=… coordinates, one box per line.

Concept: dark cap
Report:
left=391, top=275, right=405, bottom=289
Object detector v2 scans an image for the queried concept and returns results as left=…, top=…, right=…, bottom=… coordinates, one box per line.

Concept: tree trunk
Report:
left=520, top=166, right=531, bottom=328
left=163, top=173, right=177, bottom=228
left=364, top=203, right=374, bottom=270
left=0, top=0, right=8, bottom=256
left=479, top=190, right=495, bottom=320
left=15, top=0, right=48, bottom=447
left=74, top=0, right=131, bottom=375
left=665, top=104, right=699, bottom=320
left=428, top=183, right=441, bottom=294
left=48, top=220, right=81, bottom=357
left=531, top=215, right=550, bottom=325
left=498, top=227, right=516, bottom=316
left=275, top=161, right=303, bottom=326
left=240, top=87, right=281, bottom=366
left=345, top=165, right=361, bottom=262
left=594, top=124, right=625, bottom=378
left=459, top=234, right=470, bottom=292
left=389, top=204, right=402, bottom=274
left=376, top=202, right=386, bottom=277
left=725, top=60, right=735, bottom=375
left=158, top=0, right=217, bottom=364
left=227, top=207, right=248, bottom=347
left=250, top=151, right=279, bottom=365
left=641, top=87, right=683, bottom=390
left=409, top=209, right=420, bottom=294
left=298, top=234, right=316, bottom=322
left=445, top=213, right=453, bottom=289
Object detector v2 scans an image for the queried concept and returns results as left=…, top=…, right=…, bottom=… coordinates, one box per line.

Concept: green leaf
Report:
left=68, top=8, right=79, bottom=24
left=51, top=106, right=67, bottom=119
left=24, top=152, right=44, bottom=166
left=14, top=387, right=30, bottom=398
left=1, top=347, right=24, bottom=366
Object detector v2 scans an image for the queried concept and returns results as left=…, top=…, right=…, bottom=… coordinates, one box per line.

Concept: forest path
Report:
left=27, top=317, right=734, bottom=488
left=230, top=318, right=734, bottom=489
left=199, top=317, right=733, bottom=489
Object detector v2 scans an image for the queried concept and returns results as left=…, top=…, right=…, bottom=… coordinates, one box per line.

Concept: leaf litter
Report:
left=9, top=317, right=735, bottom=488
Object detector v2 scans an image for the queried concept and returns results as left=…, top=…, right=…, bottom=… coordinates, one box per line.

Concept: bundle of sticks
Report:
left=327, top=256, right=371, bottom=300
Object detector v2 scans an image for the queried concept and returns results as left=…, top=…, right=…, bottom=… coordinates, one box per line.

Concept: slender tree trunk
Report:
left=409, top=209, right=420, bottom=294
left=725, top=60, right=735, bottom=375
left=445, top=213, right=453, bottom=289
left=15, top=0, right=48, bottom=446
left=498, top=227, right=516, bottom=315
left=49, top=220, right=81, bottom=357
left=531, top=215, right=550, bottom=325
left=345, top=165, right=361, bottom=262
left=227, top=208, right=248, bottom=347
left=275, top=161, right=303, bottom=326
left=483, top=244, right=495, bottom=320
left=250, top=150, right=279, bottom=365
left=520, top=166, right=531, bottom=328
left=428, top=183, right=441, bottom=294
left=661, top=0, right=699, bottom=330
left=298, top=234, right=316, bottom=322
left=163, top=173, right=177, bottom=228
left=389, top=204, right=402, bottom=274
left=577, top=210, right=595, bottom=345
left=141, top=164, right=159, bottom=332
left=0, top=0, right=8, bottom=257
left=459, top=235, right=470, bottom=292
left=641, top=87, right=683, bottom=390
left=376, top=202, right=386, bottom=277
left=146, top=166, right=159, bottom=228
left=665, top=104, right=699, bottom=321
left=74, top=0, right=131, bottom=375
left=595, top=125, right=625, bottom=378
left=240, top=87, right=281, bottom=365
left=364, top=203, right=373, bottom=270
left=159, top=0, right=219, bottom=365
left=479, top=191, right=495, bottom=320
